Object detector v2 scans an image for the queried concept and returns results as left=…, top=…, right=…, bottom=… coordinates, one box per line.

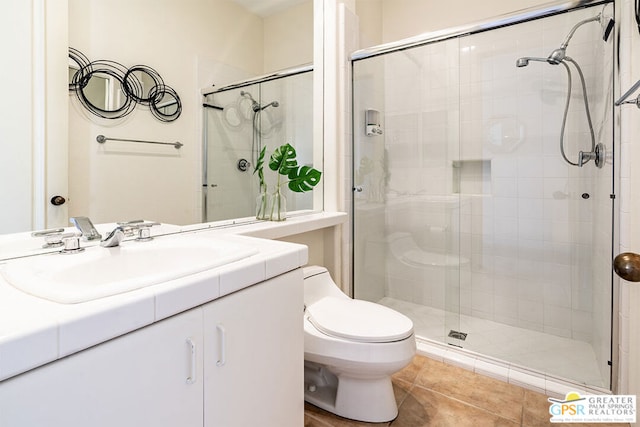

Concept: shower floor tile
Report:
left=378, top=297, right=606, bottom=388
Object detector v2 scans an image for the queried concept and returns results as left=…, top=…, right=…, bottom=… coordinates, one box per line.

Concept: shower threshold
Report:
left=379, top=297, right=607, bottom=390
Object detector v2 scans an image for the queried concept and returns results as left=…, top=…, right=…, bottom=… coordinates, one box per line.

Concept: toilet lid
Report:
left=306, top=297, right=414, bottom=343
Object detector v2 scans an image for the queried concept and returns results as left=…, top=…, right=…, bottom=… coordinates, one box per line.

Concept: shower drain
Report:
left=448, top=330, right=468, bottom=341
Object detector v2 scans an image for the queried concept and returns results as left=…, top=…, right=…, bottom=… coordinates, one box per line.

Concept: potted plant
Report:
left=254, top=143, right=322, bottom=221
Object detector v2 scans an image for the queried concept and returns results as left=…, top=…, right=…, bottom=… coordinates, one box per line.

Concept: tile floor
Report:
left=304, top=355, right=628, bottom=427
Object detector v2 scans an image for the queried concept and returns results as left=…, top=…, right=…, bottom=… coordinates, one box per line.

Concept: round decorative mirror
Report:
left=124, top=65, right=164, bottom=105
left=75, top=60, right=136, bottom=119
left=68, top=47, right=91, bottom=91
left=68, top=49, right=181, bottom=122
left=149, top=85, right=182, bottom=122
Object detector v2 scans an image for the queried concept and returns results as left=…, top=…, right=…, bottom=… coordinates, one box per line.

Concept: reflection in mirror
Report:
left=83, top=71, right=128, bottom=112
left=149, top=85, right=182, bottom=122
left=125, top=66, right=163, bottom=105
left=72, top=60, right=136, bottom=119
left=69, top=66, right=108, bottom=109
left=68, top=47, right=90, bottom=91
left=203, top=66, right=318, bottom=222
left=155, top=93, right=180, bottom=116
left=1, top=0, right=316, bottom=256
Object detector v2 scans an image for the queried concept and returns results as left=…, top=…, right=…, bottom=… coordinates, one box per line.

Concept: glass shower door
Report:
left=352, top=38, right=463, bottom=347
left=202, top=71, right=316, bottom=223
left=352, top=3, right=614, bottom=388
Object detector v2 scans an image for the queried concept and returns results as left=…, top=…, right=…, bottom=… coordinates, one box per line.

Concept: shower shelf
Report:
left=452, top=159, right=491, bottom=194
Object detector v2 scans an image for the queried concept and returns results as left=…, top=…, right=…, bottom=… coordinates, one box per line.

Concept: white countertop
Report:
left=0, top=224, right=317, bottom=382
left=177, top=211, right=348, bottom=240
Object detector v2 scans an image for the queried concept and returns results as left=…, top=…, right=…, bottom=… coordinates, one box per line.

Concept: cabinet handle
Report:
left=186, top=338, right=196, bottom=384
left=216, top=324, right=226, bottom=367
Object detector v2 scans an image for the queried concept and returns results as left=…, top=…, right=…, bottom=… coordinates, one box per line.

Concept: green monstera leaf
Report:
left=269, top=143, right=298, bottom=175
left=288, top=165, right=322, bottom=193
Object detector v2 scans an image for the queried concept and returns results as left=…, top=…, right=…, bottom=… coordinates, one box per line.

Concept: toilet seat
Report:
left=306, top=297, right=413, bottom=343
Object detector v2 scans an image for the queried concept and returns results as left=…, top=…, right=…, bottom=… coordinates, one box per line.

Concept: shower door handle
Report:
left=353, top=186, right=364, bottom=192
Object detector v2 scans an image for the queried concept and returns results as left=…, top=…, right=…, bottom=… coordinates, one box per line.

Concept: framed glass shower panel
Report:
left=352, top=37, right=463, bottom=347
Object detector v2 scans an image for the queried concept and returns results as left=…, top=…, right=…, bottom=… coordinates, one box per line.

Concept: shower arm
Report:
left=560, top=14, right=601, bottom=49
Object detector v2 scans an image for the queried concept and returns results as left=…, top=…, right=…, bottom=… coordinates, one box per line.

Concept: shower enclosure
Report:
left=202, top=66, right=315, bottom=222
left=352, top=2, right=614, bottom=389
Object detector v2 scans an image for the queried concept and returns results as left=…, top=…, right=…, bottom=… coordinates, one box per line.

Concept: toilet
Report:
left=303, top=266, right=416, bottom=423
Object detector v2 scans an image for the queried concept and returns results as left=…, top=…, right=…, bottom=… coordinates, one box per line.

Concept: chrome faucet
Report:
left=70, top=216, right=102, bottom=241
left=100, top=221, right=160, bottom=248
left=101, top=226, right=127, bottom=247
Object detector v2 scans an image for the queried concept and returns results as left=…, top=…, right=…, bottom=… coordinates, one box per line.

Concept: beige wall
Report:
left=68, top=0, right=265, bottom=225
left=263, top=1, right=314, bottom=72
left=355, top=0, right=549, bottom=48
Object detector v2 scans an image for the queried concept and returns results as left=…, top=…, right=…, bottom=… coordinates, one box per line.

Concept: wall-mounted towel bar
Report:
left=96, top=135, right=183, bottom=149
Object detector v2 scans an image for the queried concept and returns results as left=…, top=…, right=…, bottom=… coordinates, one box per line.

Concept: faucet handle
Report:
left=36, top=231, right=78, bottom=249
left=61, top=233, right=84, bottom=254
left=31, top=228, right=65, bottom=238
left=131, top=222, right=161, bottom=242
left=32, top=228, right=66, bottom=248
left=116, top=219, right=145, bottom=227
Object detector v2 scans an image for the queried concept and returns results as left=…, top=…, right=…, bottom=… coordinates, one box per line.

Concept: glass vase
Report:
left=269, top=188, right=287, bottom=221
left=256, top=190, right=270, bottom=220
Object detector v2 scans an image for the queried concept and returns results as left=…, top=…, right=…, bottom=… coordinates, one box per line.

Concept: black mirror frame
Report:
left=68, top=48, right=181, bottom=122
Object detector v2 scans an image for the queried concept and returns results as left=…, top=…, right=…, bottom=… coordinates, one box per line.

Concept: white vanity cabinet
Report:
left=204, top=269, right=304, bottom=427
left=0, top=307, right=205, bottom=427
left=0, top=269, right=303, bottom=427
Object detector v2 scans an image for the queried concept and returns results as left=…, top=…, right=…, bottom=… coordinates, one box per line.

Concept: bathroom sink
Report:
left=0, top=235, right=258, bottom=303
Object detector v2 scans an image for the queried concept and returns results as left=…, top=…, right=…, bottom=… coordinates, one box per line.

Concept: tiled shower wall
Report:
left=353, top=4, right=613, bottom=380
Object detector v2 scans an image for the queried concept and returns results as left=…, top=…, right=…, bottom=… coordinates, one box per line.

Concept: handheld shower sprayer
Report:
left=515, top=57, right=548, bottom=68
left=515, top=10, right=612, bottom=168
left=260, top=101, right=279, bottom=110
left=240, top=89, right=281, bottom=170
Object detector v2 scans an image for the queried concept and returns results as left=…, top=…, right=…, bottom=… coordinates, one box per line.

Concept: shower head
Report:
left=547, top=48, right=566, bottom=65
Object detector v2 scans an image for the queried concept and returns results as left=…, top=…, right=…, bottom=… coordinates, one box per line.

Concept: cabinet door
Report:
left=204, top=270, right=304, bottom=427
left=0, top=308, right=204, bottom=427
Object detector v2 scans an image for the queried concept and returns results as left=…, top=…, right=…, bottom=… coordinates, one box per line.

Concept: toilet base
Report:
left=304, top=362, right=398, bottom=423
